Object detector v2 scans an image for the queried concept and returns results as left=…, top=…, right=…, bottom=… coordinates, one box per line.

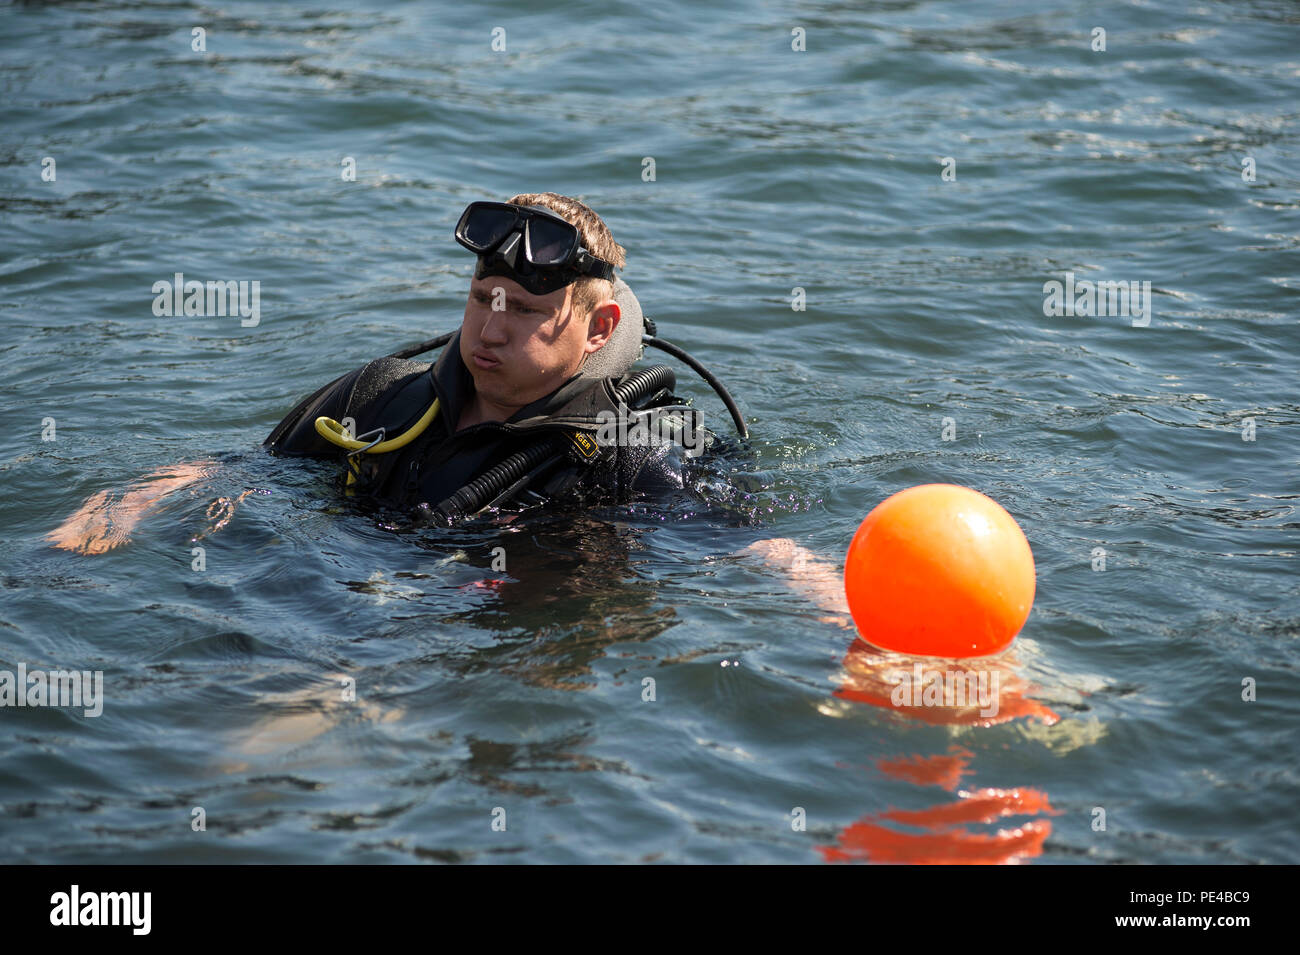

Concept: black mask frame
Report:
left=455, top=200, right=616, bottom=296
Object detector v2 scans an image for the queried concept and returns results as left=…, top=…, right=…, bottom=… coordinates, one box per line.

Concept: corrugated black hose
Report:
left=431, top=365, right=678, bottom=523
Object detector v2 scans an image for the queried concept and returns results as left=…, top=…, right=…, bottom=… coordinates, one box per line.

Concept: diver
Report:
left=263, top=192, right=748, bottom=524
left=48, top=192, right=749, bottom=553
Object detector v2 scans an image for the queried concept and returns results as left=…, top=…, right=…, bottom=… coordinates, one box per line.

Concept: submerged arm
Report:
left=740, top=537, right=852, bottom=624
left=47, top=460, right=220, bottom=555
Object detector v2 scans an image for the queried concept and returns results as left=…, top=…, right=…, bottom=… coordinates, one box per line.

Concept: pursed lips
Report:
left=472, top=349, right=502, bottom=370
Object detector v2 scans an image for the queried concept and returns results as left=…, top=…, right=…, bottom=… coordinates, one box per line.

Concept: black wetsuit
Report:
left=263, top=330, right=703, bottom=512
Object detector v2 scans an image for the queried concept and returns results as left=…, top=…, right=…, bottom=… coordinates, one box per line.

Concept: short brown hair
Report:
left=505, top=192, right=625, bottom=318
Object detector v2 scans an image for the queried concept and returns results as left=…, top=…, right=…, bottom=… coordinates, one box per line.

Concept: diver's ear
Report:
left=585, top=300, right=621, bottom=352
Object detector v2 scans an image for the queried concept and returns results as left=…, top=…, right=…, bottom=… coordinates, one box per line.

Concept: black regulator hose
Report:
left=432, top=364, right=678, bottom=523
left=434, top=437, right=565, bottom=522
left=612, top=363, right=676, bottom=406
left=642, top=335, right=748, bottom=440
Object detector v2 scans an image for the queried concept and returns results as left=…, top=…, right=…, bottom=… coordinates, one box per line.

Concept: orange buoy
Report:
left=843, top=484, right=1035, bottom=657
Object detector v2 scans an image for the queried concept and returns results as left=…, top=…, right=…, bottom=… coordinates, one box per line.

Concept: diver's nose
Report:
left=479, top=304, right=508, bottom=343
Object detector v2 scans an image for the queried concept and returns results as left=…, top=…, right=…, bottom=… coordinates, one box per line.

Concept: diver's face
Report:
left=460, top=275, right=589, bottom=414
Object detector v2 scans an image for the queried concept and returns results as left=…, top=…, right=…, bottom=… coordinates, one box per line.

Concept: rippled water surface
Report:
left=1, top=0, right=1297, bottom=863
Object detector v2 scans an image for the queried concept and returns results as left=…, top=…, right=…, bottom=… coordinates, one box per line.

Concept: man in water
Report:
left=263, top=191, right=705, bottom=520
left=49, top=193, right=708, bottom=551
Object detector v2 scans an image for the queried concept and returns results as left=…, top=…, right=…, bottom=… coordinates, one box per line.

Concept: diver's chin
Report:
left=469, top=380, right=517, bottom=414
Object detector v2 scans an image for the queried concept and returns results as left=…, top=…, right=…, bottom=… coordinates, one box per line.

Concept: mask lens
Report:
left=526, top=216, right=577, bottom=266
left=461, top=205, right=519, bottom=251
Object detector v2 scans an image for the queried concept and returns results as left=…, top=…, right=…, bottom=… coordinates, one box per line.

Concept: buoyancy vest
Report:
left=263, top=331, right=705, bottom=511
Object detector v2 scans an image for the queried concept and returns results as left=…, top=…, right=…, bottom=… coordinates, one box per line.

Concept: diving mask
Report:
left=454, top=200, right=616, bottom=296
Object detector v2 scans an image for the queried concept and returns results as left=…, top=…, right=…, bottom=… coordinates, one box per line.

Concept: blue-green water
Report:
left=1, top=0, right=1297, bottom=864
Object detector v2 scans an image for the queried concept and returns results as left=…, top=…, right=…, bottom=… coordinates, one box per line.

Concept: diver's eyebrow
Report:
left=474, top=287, right=553, bottom=313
